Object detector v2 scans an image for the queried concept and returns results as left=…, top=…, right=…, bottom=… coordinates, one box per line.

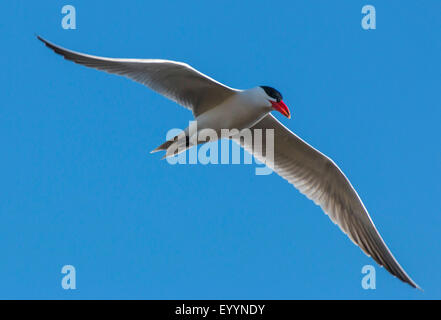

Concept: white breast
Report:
left=195, top=87, right=272, bottom=134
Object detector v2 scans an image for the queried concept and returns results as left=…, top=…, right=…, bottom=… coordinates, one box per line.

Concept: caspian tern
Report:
left=37, top=36, right=420, bottom=289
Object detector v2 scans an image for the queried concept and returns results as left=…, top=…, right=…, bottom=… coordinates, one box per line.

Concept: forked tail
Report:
left=150, top=134, right=192, bottom=159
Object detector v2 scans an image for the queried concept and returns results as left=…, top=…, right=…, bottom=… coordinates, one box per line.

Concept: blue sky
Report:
left=1, top=1, right=440, bottom=299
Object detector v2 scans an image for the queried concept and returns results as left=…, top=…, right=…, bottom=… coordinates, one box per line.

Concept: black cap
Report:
left=260, top=86, right=283, bottom=102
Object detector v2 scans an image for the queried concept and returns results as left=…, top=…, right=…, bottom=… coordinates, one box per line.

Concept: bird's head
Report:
left=260, top=86, right=291, bottom=119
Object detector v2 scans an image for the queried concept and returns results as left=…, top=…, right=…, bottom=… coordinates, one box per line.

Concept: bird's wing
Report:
left=234, top=114, right=419, bottom=289
left=37, top=36, right=237, bottom=117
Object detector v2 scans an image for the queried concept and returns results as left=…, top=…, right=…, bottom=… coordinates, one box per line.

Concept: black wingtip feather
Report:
left=36, top=34, right=46, bottom=44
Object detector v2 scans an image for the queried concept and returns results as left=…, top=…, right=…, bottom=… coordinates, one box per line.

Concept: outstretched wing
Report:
left=38, top=36, right=237, bottom=116
left=234, top=114, right=419, bottom=289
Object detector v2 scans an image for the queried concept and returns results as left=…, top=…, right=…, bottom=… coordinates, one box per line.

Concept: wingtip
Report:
left=403, top=275, right=422, bottom=291
left=36, top=35, right=58, bottom=51
left=36, top=34, right=45, bottom=43
left=36, top=35, right=51, bottom=48
left=413, top=282, right=423, bottom=292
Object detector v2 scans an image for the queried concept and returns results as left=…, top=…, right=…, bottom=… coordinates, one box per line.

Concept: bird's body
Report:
left=37, top=36, right=420, bottom=289
left=196, top=87, right=273, bottom=135
left=153, top=88, right=274, bottom=157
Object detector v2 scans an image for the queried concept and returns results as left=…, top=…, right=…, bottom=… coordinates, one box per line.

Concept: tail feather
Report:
left=151, top=135, right=193, bottom=159
left=150, top=140, right=174, bottom=154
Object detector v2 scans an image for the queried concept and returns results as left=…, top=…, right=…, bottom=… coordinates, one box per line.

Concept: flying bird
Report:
left=37, top=36, right=419, bottom=289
